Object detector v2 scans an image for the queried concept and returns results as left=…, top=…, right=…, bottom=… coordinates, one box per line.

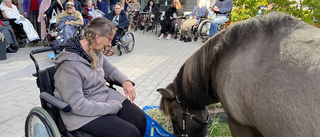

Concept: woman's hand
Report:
left=170, top=16, right=173, bottom=20
left=122, top=81, right=136, bottom=103
left=24, top=12, right=27, bottom=17
left=43, top=14, right=46, bottom=17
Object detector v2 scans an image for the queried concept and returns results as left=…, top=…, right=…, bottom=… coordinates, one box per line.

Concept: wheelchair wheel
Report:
left=123, top=32, right=135, bottom=53
left=198, top=20, right=211, bottom=40
left=25, top=107, right=60, bottom=137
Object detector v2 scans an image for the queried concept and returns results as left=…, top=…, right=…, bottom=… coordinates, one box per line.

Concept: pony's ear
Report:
left=157, top=88, right=175, bottom=99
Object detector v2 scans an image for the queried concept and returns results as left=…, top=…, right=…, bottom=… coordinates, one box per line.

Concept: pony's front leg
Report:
left=228, top=116, right=262, bottom=137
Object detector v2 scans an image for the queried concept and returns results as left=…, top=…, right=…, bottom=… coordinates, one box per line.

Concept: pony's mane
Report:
left=176, top=12, right=303, bottom=109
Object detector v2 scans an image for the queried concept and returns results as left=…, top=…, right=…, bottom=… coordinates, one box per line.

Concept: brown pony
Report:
left=157, top=12, right=320, bottom=137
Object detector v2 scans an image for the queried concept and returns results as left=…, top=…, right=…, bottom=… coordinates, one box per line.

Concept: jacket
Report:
left=189, top=5, right=207, bottom=20
left=106, top=10, right=129, bottom=29
left=212, top=0, right=233, bottom=17
left=0, top=2, right=22, bottom=20
left=142, top=4, right=159, bottom=14
left=56, top=10, right=84, bottom=26
left=164, top=7, right=184, bottom=20
left=53, top=38, right=129, bottom=131
left=23, top=0, right=42, bottom=16
left=83, top=5, right=97, bottom=20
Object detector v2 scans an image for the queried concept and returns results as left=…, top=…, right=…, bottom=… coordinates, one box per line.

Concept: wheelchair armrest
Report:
left=40, top=92, right=71, bottom=112
left=1, top=18, right=16, bottom=22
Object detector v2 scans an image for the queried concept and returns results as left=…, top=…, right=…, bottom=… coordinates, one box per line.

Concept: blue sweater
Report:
left=189, top=5, right=207, bottom=22
left=212, top=0, right=233, bottom=17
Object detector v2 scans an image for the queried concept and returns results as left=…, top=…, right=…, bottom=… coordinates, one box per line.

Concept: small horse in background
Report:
left=157, top=12, right=320, bottom=137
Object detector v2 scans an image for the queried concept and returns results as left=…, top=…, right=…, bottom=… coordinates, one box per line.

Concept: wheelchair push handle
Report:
left=30, top=47, right=53, bottom=75
left=31, top=47, right=52, bottom=55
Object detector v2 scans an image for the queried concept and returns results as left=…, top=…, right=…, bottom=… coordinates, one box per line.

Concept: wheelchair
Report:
left=197, top=10, right=232, bottom=40
left=26, top=47, right=122, bottom=137
left=116, top=27, right=135, bottom=56
left=0, top=10, right=39, bottom=47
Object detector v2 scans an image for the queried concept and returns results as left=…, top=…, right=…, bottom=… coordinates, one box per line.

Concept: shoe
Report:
left=166, top=34, right=171, bottom=40
left=179, top=36, right=186, bottom=41
left=158, top=34, right=164, bottom=40
left=184, top=37, right=192, bottom=42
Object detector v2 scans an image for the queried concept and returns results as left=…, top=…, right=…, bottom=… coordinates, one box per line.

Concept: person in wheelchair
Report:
left=141, top=0, right=159, bottom=31
left=126, top=0, right=140, bottom=30
left=106, top=2, right=129, bottom=56
left=54, top=2, right=83, bottom=52
left=179, top=0, right=206, bottom=42
left=202, top=0, right=232, bottom=43
left=0, top=0, right=40, bottom=43
left=56, top=2, right=84, bottom=26
left=53, top=17, right=146, bottom=137
left=158, top=0, right=183, bottom=40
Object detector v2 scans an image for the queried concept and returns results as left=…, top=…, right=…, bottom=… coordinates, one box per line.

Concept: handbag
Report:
left=49, top=9, right=58, bottom=24
left=120, top=32, right=133, bottom=47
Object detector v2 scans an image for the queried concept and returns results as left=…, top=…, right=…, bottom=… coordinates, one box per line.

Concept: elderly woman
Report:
left=83, top=0, right=97, bottom=20
left=56, top=2, right=83, bottom=26
left=106, top=2, right=129, bottom=55
left=158, top=0, right=183, bottom=40
left=180, top=0, right=207, bottom=42
left=126, top=0, right=140, bottom=30
left=0, top=0, right=40, bottom=43
left=142, top=0, right=159, bottom=30
left=53, top=17, right=146, bottom=137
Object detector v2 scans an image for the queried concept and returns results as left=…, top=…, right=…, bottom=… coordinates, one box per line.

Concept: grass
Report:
left=207, top=116, right=232, bottom=137
left=145, top=104, right=233, bottom=137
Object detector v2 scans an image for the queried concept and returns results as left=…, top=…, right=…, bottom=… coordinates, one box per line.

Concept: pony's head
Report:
left=157, top=83, right=209, bottom=137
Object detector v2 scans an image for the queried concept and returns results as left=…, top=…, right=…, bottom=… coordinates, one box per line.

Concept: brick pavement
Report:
left=0, top=30, right=203, bottom=137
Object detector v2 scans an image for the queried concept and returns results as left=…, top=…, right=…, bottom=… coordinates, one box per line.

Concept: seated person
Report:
left=106, top=2, right=129, bottom=53
left=158, top=0, right=183, bottom=40
left=203, top=0, right=232, bottom=43
left=141, top=0, right=159, bottom=29
left=83, top=0, right=96, bottom=20
left=56, top=2, right=84, bottom=26
left=257, top=3, right=275, bottom=16
left=0, top=0, right=40, bottom=43
left=53, top=17, right=146, bottom=137
left=126, top=0, right=140, bottom=30
left=83, top=0, right=104, bottom=20
left=0, top=20, right=19, bottom=53
left=62, top=0, right=84, bottom=14
left=180, top=0, right=207, bottom=42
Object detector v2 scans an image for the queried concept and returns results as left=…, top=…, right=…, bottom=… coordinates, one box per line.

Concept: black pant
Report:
left=161, top=18, right=180, bottom=34
left=28, top=10, right=40, bottom=35
left=112, top=30, right=121, bottom=47
left=79, top=99, right=146, bottom=137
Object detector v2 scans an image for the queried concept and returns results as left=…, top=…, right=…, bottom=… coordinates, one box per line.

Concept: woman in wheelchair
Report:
left=179, top=0, right=206, bottom=42
left=158, top=0, right=183, bottom=40
left=106, top=2, right=129, bottom=55
left=141, top=0, right=159, bottom=30
left=0, top=0, right=40, bottom=43
left=53, top=17, right=146, bottom=137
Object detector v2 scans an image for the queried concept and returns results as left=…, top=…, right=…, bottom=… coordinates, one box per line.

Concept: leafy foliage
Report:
left=230, top=0, right=320, bottom=27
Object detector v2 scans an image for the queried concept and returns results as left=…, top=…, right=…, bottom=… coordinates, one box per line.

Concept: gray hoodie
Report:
left=53, top=49, right=129, bottom=131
